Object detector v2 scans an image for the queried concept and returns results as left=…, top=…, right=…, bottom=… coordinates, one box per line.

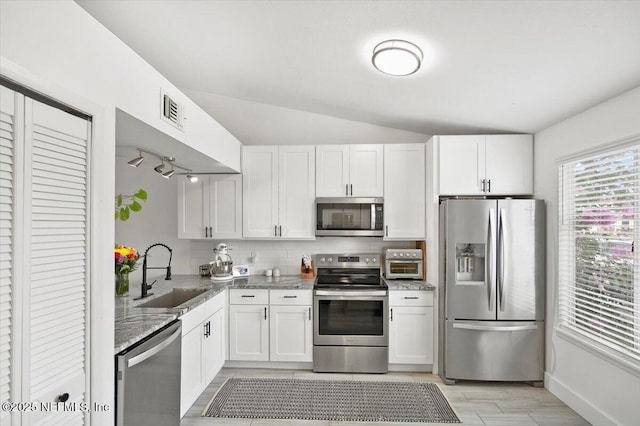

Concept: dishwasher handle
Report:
left=127, top=324, right=182, bottom=368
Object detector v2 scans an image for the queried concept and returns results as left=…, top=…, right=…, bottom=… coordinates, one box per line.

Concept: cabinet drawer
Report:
left=270, top=289, right=312, bottom=305
left=389, top=291, right=433, bottom=307
left=229, top=289, right=269, bottom=305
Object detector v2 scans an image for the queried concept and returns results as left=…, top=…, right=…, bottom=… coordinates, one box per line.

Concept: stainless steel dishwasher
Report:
left=116, top=320, right=182, bottom=426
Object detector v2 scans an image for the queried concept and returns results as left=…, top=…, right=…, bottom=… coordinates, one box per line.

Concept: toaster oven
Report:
left=384, top=248, right=424, bottom=280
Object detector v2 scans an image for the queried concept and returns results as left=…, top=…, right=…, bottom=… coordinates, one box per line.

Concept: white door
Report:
left=242, top=146, right=279, bottom=238
left=389, top=306, right=434, bottom=364
left=178, top=177, right=208, bottom=239
left=384, top=144, right=425, bottom=240
left=180, top=326, right=202, bottom=417
left=269, top=305, right=313, bottom=362
left=438, top=135, right=485, bottom=195
left=349, top=144, right=383, bottom=196
left=228, top=305, right=269, bottom=361
left=278, top=146, right=315, bottom=239
left=25, top=96, right=91, bottom=425
left=315, top=145, right=349, bottom=197
left=202, top=308, right=225, bottom=386
left=0, top=86, right=16, bottom=426
left=484, top=134, right=533, bottom=195
left=210, top=175, right=242, bottom=239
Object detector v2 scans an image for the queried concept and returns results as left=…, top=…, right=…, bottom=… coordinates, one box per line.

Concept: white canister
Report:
left=273, top=266, right=281, bottom=277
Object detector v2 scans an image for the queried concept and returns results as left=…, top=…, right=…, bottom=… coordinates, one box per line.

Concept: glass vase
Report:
left=115, top=272, right=130, bottom=297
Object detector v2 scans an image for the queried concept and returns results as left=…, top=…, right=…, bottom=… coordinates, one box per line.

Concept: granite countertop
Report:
left=115, top=274, right=314, bottom=354
left=114, top=274, right=434, bottom=354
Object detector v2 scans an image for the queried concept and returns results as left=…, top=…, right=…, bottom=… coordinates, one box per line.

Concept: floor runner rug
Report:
left=202, top=377, right=460, bottom=423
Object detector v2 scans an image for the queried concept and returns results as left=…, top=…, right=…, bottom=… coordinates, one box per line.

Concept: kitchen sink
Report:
left=136, top=288, right=208, bottom=308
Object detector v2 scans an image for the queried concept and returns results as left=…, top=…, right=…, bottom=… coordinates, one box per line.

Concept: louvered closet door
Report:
left=26, top=98, right=90, bottom=426
left=0, top=87, right=17, bottom=426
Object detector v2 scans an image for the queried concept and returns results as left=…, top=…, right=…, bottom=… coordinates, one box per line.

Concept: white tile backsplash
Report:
left=192, top=238, right=415, bottom=276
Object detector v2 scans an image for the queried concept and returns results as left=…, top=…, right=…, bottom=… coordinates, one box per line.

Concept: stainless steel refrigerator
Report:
left=438, top=199, right=545, bottom=384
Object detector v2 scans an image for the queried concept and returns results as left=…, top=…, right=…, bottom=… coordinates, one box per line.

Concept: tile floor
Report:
left=180, top=368, right=591, bottom=426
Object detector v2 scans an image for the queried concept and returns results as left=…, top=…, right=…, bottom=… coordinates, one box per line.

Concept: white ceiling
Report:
left=77, top=0, right=640, bottom=145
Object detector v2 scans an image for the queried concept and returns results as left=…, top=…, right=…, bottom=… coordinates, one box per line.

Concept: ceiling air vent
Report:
left=160, top=90, right=185, bottom=131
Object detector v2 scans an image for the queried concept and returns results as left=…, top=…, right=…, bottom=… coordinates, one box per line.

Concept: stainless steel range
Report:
left=313, top=253, right=388, bottom=373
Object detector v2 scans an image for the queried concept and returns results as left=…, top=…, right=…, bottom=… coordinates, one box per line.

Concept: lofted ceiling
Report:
left=77, top=0, right=640, bottom=146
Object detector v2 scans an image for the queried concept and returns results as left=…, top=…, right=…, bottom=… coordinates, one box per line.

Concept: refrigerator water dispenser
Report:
left=455, top=243, right=484, bottom=283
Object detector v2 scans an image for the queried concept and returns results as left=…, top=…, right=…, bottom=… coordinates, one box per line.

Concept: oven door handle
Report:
left=314, top=290, right=388, bottom=297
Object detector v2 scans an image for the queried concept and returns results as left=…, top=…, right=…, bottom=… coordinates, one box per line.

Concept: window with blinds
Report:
left=558, top=141, right=640, bottom=366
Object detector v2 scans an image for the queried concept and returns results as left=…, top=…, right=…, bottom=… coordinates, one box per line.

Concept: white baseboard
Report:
left=388, top=364, right=433, bottom=372
left=224, top=360, right=313, bottom=370
left=545, top=372, right=618, bottom=426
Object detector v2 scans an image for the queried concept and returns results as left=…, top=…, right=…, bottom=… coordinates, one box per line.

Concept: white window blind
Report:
left=558, top=142, right=640, bottom=365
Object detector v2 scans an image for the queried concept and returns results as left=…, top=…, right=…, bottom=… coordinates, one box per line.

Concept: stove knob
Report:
left=365, top=257, right=370, bottom=263
left=372, top=258, right=377, bottom=263
left=393, top=252, right=398, bottom=257
left=406, top=252, right=411, bottom=257
left=327, top=257, right=333, bottom=263
left=320, top=257, right=326, bottom=263
left=412, top=253, right=418, bottom=258
left=399, top=253, right=404, bottom=257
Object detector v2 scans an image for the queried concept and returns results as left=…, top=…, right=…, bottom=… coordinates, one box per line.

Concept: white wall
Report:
left=0, top=0, right=241, bottom=172
left=116, top=155, right=415, bottom=283
left=534, top=86, right=640, bottom=426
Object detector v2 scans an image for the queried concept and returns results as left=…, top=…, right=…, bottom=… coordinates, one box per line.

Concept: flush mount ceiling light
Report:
left=127, top=150, right=144, bottom=167
left=372, top=39, right=423, bottom=76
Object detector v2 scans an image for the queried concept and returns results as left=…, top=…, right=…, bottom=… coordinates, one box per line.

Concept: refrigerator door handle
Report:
left=487, top=208, right=495, bottom=311
left=498, top=208, right=506, bottom=311
left=453, top=323, right=539, bottom=332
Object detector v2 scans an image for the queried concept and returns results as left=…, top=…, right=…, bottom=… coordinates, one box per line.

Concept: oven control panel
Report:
left=314, top=253, right=381, bottom=268
left=385, top=248, right=422, bottom=259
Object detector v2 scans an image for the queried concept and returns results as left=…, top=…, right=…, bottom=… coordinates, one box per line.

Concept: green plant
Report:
left=115, top=189, right=147, bottom=221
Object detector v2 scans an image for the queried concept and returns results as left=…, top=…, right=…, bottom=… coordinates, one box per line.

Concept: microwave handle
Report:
left=371, top=204, right=376, bottom=230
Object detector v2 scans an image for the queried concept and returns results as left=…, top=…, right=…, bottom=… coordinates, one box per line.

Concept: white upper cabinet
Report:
left=178, top=174, right=242, bottom=239
left=243, top=146, right=315, bottom=239
left=438, top=135, right=532, bottom=195
left=316, top=144, right=383, bottom=197
left=383, top=143, right=426, bottom=240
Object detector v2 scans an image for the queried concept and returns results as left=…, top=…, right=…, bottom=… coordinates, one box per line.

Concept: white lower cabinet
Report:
left=228, top=289, right=313, bottom=363
left=389, top=291, right=434, bottom=365
left=228, top=289, right=270, bottom=361
left=180, top=291, right=226, bottom=417
left=269, top=290, right=313, bottom=362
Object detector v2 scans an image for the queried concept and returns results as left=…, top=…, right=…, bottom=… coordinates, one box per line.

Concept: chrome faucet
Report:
left=135, top=242, right=172, bottom=300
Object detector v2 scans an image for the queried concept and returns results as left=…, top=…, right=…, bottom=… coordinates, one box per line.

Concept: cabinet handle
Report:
left=481, top=179, right=486, bottom=192
left=209, top=226, right=213, bottom=237
left=279, top=225, right=282, bottom=237
left=487, top=179, right=491, bottom=193
left=385, top=225, right=389, bottom=237
left=390, top=308, right=393, bottom=321
left=403, top=296, right=419, bottom=300
left=346, top=184, right=349, bottom=196
left=205, top=226, right=208, bottom=238
left=350, top=184, right=353, bottom=196
left=274, top=225, right=278, bottom=237
left=264, top=307, right=267, bottom=320
left=283, top=295, right=297, bottom=299
left=308, top=307, right=311, bottom=320
left=241, top=295, right=255, bottom=298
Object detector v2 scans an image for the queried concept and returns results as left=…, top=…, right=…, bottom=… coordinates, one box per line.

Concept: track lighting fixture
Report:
left=128, top=148, right=203, bottom=182
left=153, top=159, right=165, bottom=173
left=127, top=150, right=144, bottom=167
left=162, top=167, right=175, bottom=179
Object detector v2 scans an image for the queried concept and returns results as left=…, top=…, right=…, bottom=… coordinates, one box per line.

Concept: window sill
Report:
left=555, top=326, right=640, bottom=379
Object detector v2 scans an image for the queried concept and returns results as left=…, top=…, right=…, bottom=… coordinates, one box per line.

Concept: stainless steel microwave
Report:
left=315, top=197, right=384, bottom=237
